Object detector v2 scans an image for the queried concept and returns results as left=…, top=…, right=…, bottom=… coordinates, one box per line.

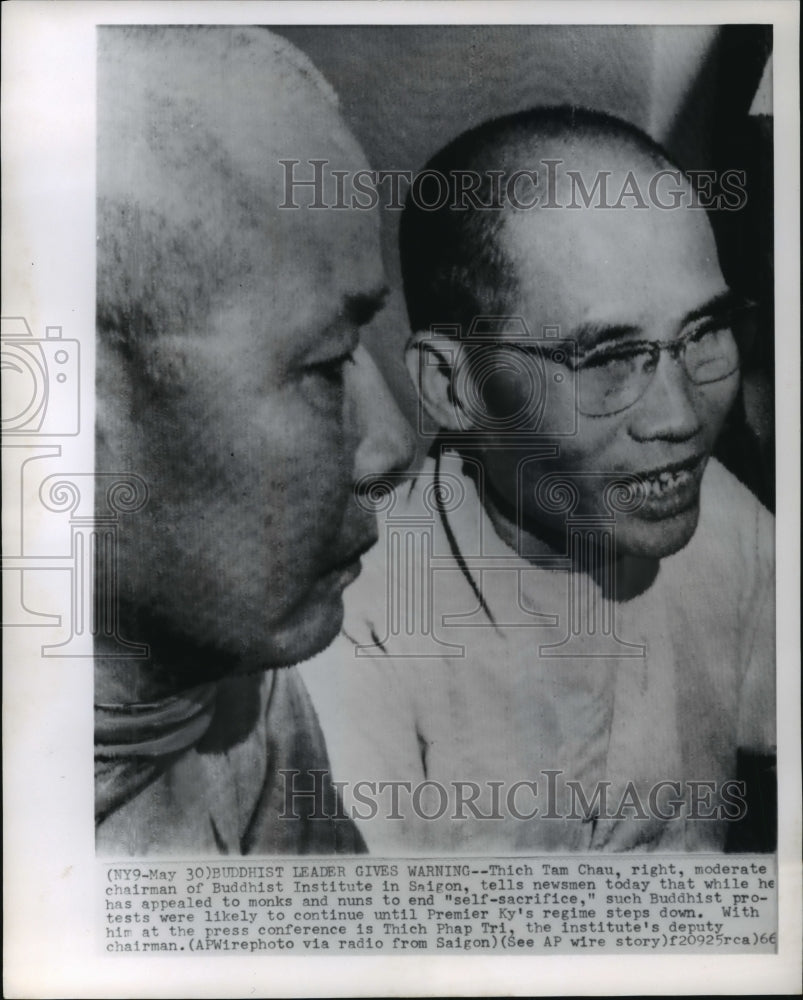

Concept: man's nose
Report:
left=348, top=344, right=415, bottom=482
left=628, top=354, right=704, bottom=442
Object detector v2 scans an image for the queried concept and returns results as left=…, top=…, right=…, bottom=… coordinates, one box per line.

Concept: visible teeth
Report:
left=641, top=467, right=692, bottom=497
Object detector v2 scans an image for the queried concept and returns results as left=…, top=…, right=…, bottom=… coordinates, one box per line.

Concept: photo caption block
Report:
left=100, top=855, right=777, bottom=955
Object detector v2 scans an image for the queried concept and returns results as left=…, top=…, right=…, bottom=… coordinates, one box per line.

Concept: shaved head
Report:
left=400, top=105, right=686, bottom=337
left=97, top=26, right=353, bottom=356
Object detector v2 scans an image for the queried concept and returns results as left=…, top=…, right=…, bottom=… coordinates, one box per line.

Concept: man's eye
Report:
left=304, top=352, right=356, bottom=387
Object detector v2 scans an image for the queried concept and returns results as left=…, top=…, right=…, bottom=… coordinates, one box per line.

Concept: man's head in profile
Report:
left=401, top=107, right=749, bottom=565
left=95, top=27, right=412, bottom=693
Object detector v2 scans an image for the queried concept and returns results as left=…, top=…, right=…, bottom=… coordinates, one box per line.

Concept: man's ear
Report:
left=405, top=331, right=468, bottom=432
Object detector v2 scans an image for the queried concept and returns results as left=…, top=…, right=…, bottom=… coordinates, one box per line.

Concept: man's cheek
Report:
left=704, top=378, right=740, bottom=443
left=270, top=452, right=352, bottom=551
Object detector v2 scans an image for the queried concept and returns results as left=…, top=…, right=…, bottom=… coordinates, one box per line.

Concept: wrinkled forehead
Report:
left=98, top=26, right=380, bottom=322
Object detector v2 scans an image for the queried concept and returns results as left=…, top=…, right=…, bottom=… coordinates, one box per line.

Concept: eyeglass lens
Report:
left=578, top=324, right=745, bottom=416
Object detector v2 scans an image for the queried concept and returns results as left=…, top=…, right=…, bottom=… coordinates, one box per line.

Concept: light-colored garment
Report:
left=96, top=666, right=365, bottom=855
left=301, top=452, right=774, bottom=854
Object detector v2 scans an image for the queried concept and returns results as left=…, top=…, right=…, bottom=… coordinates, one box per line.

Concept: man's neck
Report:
left=480, top=477, right=659, bottom=601
left=94, top=642, right=201, bottom=705
left=93, top=604, right=238, bottom=704
left=482, top=485, right=561, bottom=563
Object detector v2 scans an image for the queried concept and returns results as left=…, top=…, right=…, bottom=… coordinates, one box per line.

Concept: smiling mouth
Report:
left=640, top=455, right=704, bottom=494
left=632, top=455, right=707, bottom=518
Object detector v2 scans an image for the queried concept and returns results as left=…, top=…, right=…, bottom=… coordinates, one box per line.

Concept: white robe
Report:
left=302, top=452, right=774, bottom=855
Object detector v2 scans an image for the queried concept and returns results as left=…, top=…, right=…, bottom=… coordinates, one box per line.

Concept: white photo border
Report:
left=2, top=2, right=799, bottom=996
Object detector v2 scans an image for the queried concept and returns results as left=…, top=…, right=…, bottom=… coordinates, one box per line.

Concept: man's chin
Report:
left=259, top=592, right=345, bottom=670
left=103, top=587, right=346, bottom=687
left=617, top=502, right=701, bottom=561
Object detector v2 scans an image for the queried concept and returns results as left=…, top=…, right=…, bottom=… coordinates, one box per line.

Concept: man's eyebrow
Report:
left=569, top=321, right=642, bottom=352
left=569, top=290, right=744, bottom=353
left=343, top=286, right=390, bottom=327
left=680, top=290, right=741, bottom=327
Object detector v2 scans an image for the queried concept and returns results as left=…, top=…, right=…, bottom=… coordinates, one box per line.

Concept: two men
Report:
left=94, top=27, right=412, bottom=854
left=95, top=29, right=774, bottom=855
left=302, top=108, right=775, bottom=853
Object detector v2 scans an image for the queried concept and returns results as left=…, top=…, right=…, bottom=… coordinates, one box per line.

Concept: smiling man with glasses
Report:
left=302, top=107, right=775, bottom=855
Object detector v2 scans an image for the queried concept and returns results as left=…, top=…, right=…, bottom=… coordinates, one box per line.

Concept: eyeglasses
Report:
left=497, top=303, right=757, bottom=418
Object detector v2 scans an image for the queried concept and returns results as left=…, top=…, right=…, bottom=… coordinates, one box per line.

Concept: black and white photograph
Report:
left=95, top=21, right=777, bottom=856
left=3, top=2, right=800, bottom=997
